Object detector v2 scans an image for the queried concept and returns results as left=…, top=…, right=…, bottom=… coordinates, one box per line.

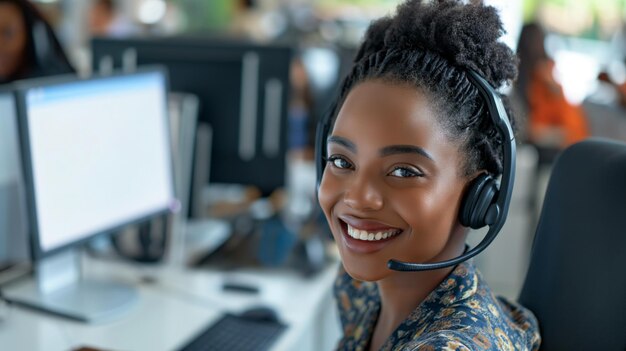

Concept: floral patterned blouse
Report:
left=334, top=261, right=541, bottom=350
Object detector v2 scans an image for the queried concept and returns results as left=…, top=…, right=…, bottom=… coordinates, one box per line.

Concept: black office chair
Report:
left=519, top=138, right=626, bottom=351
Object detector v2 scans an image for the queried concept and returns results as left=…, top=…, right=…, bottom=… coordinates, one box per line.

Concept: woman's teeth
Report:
left=346, top=224, right=400, bottom=241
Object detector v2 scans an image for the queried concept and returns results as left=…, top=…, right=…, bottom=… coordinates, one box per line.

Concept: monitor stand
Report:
left=2, top=249, right=138, bottom=323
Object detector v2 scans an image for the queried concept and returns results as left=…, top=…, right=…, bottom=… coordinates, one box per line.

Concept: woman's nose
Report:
left=343, top=172, right=383, bottom=211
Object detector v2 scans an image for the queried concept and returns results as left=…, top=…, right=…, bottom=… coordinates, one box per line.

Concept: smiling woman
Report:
left=316, top=0, right=541, bottom=350
left=321, top=81, right=467, bottom=282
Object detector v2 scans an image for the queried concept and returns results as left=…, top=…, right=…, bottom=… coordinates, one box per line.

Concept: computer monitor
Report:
left=0, top=92, right=30, bottom=270
left=2, top=68, right=176, bottom=322
left=91, top=36, right=293, bottom=203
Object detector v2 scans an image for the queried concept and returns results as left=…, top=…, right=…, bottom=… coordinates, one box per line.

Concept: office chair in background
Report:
left=519, top=138, right=626, bottom=351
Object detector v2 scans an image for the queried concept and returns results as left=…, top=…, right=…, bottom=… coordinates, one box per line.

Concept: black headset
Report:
left=315, top=70, right=516, bottom=272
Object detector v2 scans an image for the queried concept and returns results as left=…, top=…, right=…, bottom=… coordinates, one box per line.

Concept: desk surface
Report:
left=0, top=255, right=341, bottom=351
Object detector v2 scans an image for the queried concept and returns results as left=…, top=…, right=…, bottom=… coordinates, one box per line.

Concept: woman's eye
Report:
left=389, top=166, right=422, bottom=178
left=327, top=156, right=353, bottom=170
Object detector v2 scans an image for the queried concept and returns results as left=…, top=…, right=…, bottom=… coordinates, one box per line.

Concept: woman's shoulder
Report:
left=405, top=264, right=541, bottom=350
left=405, top=299, right=540, bottom=351
left=474, top=271, right=540, bottom=350
left=404, top=320, right=540, bottom=351
left=494, top=295, right=542, bottom=350
left=430, top=269, right=540, bottom=350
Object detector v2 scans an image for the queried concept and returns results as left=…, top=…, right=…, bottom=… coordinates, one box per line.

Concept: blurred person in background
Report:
left=230, top=0, right=262, bottom=40
left=515, top=22, right=589, bottom=153
left=0, top=0, right=74, bottom=84
left=88, top=0, right=139, bottom=38
left=230, top=0, right=286, bottom=42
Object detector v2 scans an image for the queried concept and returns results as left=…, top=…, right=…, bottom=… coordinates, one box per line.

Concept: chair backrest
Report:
left=519, top=138, right=626, bottom=351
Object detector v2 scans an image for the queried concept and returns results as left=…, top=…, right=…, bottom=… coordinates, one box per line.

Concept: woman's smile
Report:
left=337, top=215, right=405, bottom=254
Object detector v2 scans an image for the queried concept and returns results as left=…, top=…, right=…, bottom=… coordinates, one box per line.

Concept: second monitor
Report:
left=91, top=36, right=293, bottom=200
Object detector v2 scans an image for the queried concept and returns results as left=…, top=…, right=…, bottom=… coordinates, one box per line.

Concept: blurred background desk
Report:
left=0, top=254, right=341, bottom=351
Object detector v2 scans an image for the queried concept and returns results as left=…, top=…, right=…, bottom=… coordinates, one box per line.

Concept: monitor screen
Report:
left=18, top=70, right=175, bottom=256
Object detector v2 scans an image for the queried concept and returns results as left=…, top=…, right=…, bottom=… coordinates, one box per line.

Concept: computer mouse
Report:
left=240, top=305, right=280, bottom=323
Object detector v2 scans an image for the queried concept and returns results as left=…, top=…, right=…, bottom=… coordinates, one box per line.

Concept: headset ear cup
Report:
left=460, top=174, right=499, bottom=229
left=473, top=179, right=499, bottom=227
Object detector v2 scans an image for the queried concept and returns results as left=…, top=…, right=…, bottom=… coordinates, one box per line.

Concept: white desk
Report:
left=0, top=255, right=341, bottom=351
left=144, top=263, right=342, bottom=351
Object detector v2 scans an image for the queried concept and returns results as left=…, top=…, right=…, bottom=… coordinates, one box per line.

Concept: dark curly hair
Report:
left=329, top=0, right=518, bottom=177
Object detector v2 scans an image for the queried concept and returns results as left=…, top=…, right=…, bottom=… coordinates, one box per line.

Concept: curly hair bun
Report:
left=358, top=0, right=517, bottom=90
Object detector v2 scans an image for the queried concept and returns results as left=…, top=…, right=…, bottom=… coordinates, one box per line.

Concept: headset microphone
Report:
left=315, top=70, right=516, bottom=272
left=387, top=70, right=516, bottom=271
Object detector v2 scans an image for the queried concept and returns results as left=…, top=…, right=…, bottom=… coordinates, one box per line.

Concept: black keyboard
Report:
left=178, top=313, right=287, bottom=351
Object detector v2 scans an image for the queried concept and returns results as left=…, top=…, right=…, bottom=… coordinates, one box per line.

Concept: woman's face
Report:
left=318, top=80, right=470, bottom=281
left=0, top=3, right=27, bottom=80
